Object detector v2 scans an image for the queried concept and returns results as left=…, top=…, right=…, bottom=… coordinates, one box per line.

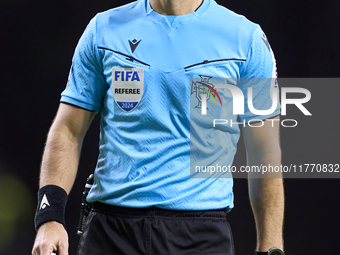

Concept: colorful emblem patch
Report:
left=112, top=68, right=144, bottom=112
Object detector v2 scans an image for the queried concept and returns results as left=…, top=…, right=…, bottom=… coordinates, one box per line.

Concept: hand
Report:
left=32, top=221, right=69, bottom=255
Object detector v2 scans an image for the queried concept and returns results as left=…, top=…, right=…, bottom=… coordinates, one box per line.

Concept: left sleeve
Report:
left=239, top=25, right=280, bottom=122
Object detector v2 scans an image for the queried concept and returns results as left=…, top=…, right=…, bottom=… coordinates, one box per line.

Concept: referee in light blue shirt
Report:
left=32, top=1, right=284, bottom=255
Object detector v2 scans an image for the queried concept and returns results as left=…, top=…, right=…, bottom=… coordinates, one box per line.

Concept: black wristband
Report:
left=34, top=185, right=68, bottom=231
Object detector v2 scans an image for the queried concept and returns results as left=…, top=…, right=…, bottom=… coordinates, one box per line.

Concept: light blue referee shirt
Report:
left=61, top=0, right=279, bottom=211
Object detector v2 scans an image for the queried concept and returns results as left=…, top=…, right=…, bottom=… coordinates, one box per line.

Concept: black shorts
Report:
left=78, top=202, right=235, bottom=255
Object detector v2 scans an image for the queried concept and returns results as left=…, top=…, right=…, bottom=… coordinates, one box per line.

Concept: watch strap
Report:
left=256, top=248, right=285, bottom=255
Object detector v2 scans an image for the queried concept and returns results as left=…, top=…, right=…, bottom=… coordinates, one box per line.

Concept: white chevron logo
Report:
left=39, top=194, right=50, bottom=210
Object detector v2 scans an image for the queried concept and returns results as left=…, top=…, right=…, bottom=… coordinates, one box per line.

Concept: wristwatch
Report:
left=256, top=247, right=285, bottom=255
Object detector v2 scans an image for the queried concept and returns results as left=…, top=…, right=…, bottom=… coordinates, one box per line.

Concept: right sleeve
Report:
left=61, top=16, right=106, bottom=113
left=239, top=25, right=280, bottom=122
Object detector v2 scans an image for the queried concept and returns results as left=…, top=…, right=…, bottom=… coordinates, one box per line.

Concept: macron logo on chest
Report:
left=39, top=194, right=50, bottom=210
left=128, top=39, right=141, bottom=53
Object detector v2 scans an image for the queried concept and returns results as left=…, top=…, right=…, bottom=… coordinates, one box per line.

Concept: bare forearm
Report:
left=248, top=154, right=284, bottom=251
left=39, top=125, right=82, bottom=194
left=32, top=104, right=94, bottom=255
left=249, top=178, right=284, bottom=250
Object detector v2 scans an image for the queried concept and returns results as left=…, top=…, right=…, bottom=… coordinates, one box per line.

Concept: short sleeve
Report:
left=61, top=16, right=106, bottom=113
left=239, top=25, right=280, bottom=122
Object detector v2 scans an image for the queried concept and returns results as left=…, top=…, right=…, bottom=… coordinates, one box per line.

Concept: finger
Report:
left=32, top=239, right=42, bottom=255
left=32, top=242, right=47, bottom=255
left=38, top=246, right=53, bottom=255
left=57, top=242, right=69, bottom=255
left=32, top=246, right=38, bottom=255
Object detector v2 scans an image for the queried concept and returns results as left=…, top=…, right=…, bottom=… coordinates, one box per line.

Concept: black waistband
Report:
left=92, top=202, right=227, bottom=218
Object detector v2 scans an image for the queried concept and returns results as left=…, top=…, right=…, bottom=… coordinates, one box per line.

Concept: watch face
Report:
left=270, top=252, right=282, bottom=255
left=268, top=249, right=284, bottom=255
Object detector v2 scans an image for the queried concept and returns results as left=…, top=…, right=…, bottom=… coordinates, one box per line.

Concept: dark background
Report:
left=1, top=0, right=339, bottom=254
